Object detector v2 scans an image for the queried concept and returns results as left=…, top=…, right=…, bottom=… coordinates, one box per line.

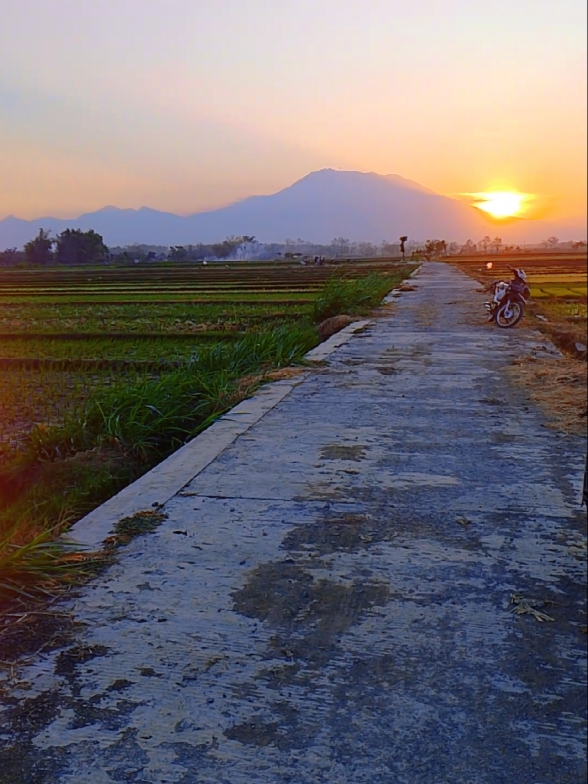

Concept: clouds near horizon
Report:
left=1, top=0, right=586, bottom=223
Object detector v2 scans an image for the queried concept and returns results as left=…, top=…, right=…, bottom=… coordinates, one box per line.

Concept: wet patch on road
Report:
left=375, top=365, right=398, bottom=375
left=320, top=444, right=367, bottom=461
left=224, top=718, right=280, bottom=747
left=282, top=507, right=391, bottom=555
left=232, top=561, right=390, bottom=665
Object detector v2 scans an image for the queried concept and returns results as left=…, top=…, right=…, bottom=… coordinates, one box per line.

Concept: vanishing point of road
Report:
left=2, top=262, right=586, bottom=784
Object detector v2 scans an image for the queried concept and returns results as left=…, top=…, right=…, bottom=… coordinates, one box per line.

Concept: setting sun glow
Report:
left=472, top=192, right=530, bottom=220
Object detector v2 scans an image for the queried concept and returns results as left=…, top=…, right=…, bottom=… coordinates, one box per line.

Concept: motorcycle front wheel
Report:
left=496, top=301, right=524, bottom=328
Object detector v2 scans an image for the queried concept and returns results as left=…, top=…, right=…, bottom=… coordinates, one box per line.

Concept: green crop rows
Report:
left=0, top=259, right=415, bottom=593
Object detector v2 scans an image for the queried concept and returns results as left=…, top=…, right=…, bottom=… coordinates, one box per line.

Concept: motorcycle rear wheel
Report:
left=496, top=301, right=524, bottom=328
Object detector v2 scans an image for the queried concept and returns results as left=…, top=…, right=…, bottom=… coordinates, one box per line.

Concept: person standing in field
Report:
left=399, top=236, right=408, bottom=260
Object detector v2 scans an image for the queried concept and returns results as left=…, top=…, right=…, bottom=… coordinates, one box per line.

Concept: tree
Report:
left=24, top=229, right=53, bottom=265
left=169, top=245, right=188, bottom=261
left=330, top=237, right=351, bottom=257
left=380, top=240, right=398, bottom=257
left=479, top=236, right=492, bottom=253
left=55, top=229, right=108, bottom=265
left=543, top=236, right=559, bottom=249
left=460, top=239, right=477, bottom=255
left=399, top=236, right=408, bottom=259
left=491, top=237, right=502, bottom=254
left=0, top=247, right=24, bottom=267
left=210, top=236, right=243, bottom=259
left=356, top=241, right=377, bottom=257
left=423, top=239, right=447, bottom=260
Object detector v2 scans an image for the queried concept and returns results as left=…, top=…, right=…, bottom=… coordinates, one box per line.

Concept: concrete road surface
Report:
left=1, top=262, right=586, bottom=784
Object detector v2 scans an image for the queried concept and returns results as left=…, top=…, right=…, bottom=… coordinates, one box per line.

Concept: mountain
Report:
left=1, top=170, right=585, bottom=248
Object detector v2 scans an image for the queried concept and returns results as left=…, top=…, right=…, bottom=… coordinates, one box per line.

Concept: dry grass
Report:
left=265, top=366, right=307, bottom=381
left=508, top=354, right=587, bottom=434
left=317, top=314, right=355, bottom=340
left=234, top=366, right=307, bottom=398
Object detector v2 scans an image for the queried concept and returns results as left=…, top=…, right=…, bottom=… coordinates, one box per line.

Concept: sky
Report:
left=1, top=0, right=586, bottom=224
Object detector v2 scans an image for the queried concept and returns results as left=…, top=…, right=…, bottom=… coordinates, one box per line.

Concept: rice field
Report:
left=0, top=258, right=413, bottom=587
left=0, top=302, right=308, bottom=333
left=447, top=251, right=588, bottom=300
left=0, top=366, right=155, bottom=453
left=0, top=261, right=345, bottom=452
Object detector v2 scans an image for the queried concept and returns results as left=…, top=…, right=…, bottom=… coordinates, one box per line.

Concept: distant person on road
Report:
left=399, top=236, right=408, bottom=260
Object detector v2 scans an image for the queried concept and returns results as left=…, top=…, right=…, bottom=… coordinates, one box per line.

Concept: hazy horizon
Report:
left=2, top=168, right=586, bottom=250
left=2, top=167, right=587, bottom=233
left=2, top=0, right=586, bottom=226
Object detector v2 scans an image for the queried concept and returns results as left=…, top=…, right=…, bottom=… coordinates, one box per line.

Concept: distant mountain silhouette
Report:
left=1, top=169, right=585, bottom=248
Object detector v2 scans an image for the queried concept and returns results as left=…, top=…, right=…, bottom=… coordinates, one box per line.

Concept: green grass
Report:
left=0, top=323, right=319, bottom=594
left=0, top=529, right=86, bottom=600
left=0, top=294, right=317, bottom=305
left=0, top=301, right=312, bottom=333
left=0, top=287, right=320, bottom=305
left=0, top=366, right=158, bottom=455
left=0, top=336, right=241, bottom=361
left=530, top=283, right=588, bottom=299
left=313, top=271, right=411, bottom=322
left=43, top=323, right=317, bottom=454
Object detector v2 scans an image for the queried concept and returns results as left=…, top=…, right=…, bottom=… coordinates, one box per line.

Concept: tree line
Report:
left=0, top=230, right=257, bottom=267
left=1, top=228, right=110, bottom=267
left=1, top=229, right=585, bottom=268
left=1, top=232, right=411, bottom=267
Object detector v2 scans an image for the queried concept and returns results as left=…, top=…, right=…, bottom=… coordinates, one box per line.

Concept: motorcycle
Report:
left=484, top=266, right=530, bottom=328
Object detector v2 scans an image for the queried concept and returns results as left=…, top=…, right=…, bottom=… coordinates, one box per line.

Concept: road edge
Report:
left=65, top=319, right=371, bottom=548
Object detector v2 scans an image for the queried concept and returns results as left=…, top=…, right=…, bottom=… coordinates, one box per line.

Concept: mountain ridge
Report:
left=1, top=169, right=585, bottom=248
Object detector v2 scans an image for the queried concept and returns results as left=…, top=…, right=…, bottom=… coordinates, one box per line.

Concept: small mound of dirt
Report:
left=317, top=315, right=354, bottom=341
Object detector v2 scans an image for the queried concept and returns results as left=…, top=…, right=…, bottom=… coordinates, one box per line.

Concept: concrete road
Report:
left=2, top=262, right=586, bottom=783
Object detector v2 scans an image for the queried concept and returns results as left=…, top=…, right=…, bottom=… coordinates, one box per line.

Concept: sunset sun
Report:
left=472, top=191, right=530, bottom=219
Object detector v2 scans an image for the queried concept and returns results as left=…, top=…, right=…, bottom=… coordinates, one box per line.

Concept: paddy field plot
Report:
left=0, top=258, right=412, bottom=579
left=448, top=252, right=587, bottom=300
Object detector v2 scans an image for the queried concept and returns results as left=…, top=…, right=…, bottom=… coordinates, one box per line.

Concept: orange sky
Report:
left=1, top=0, right=586, bottom=225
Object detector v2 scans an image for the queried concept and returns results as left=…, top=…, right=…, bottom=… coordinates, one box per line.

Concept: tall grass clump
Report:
left=26, top=321, right=319, bottom=461
left=313, top=272, right=401, bottom=322
left=0, top=321, right=319, bottom=598
left=0, top=527, right=90, bottom=601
